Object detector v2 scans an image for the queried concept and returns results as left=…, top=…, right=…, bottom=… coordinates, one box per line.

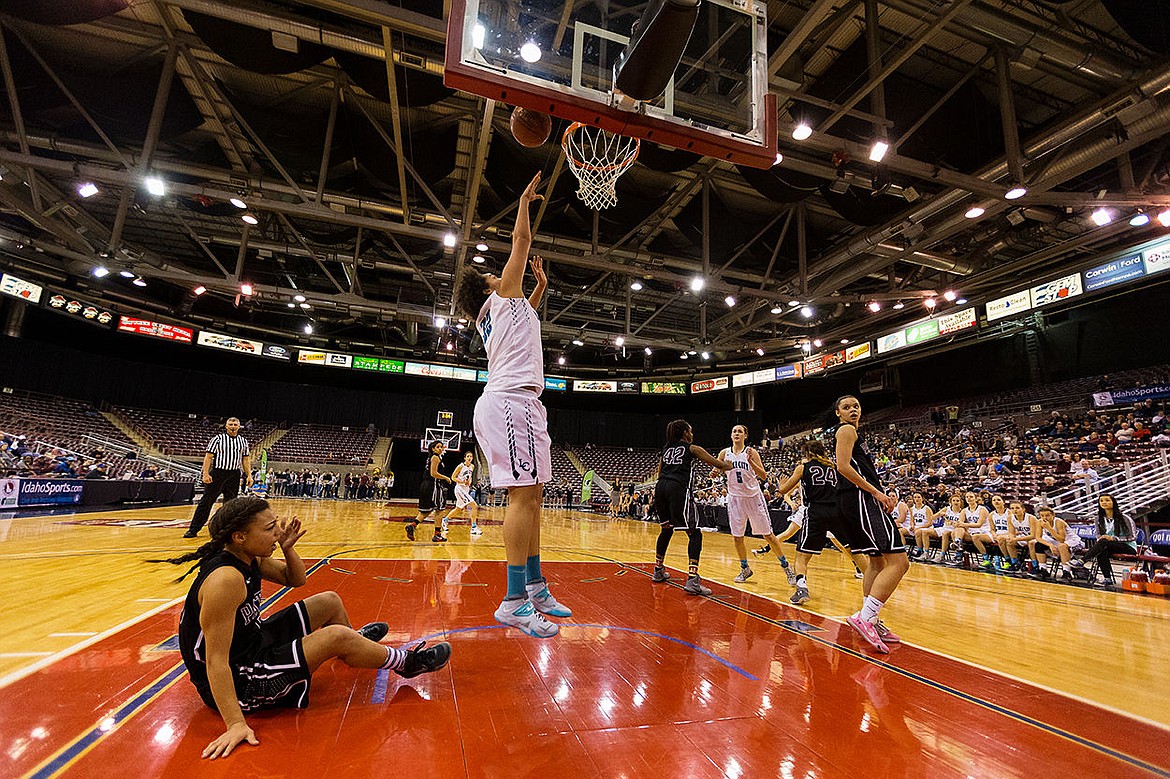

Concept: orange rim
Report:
left=561, top=122, right=641, bottom=173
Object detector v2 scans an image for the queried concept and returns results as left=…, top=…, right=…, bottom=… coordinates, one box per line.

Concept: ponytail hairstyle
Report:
left=800, top=439, right=834, bottom=468
left=665, top=419, right=691, bottom=445
left=149, top=496, right=270, bottom=582
left=427, top=440, right=445, bottom=456
left=454, top=265, right=493, bottom=320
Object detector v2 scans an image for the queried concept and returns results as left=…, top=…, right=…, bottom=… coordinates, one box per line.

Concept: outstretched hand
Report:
left=531, top=255, right=546, bottom=286
left=275, top=516, right=305, bottom=550
left=202, top=722, right=257, bottom=759
left=521, top=172, right=544, bottom=205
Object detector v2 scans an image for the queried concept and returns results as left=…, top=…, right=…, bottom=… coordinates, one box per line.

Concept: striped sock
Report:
left=526, top=554, right=542, bottom=583
left=507, top=565, right=527, bottom=598
left=380, top=645, right=407, bottom=671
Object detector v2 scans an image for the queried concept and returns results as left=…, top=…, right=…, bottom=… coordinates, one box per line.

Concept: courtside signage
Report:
left=0, top=273, right=43, bottom=304
left=1084, top=253, right=1144, bottom=291
left=1030, top=272, right=1083, bottom=308
left=118, top=316, right=193, bottom=343
left=937, top=307, right=976, bottom=335
left=573, top=380, right=617, bottom=393
left=197, top=330, right=262, bottom=355
left=985, top=290, right=1032, bottom=322
left=641, top=381, right=686, bottom=394
left=845, top=342, right=872, bottom=363
left=1143, top=240, right=1170, bottom=276
left=691, top=376, right=729, bottom=394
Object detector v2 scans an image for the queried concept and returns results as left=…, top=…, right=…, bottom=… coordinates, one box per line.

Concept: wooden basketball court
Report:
left=3, top=499, right=1169, bottom=777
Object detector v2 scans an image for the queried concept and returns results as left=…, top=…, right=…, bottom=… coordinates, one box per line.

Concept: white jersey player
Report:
left=716, top=425, right=794, bottom=584
left=441, top=451, right=482, bottom=537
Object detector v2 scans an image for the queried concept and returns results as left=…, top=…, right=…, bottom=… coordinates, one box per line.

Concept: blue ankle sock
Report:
left=779, top=555, right=789, bottom=568
left=740, top=559, right=749, bottom=569
left=507, top=565, right=527, bottom=598
left=526, top=554, right=542, bottom=583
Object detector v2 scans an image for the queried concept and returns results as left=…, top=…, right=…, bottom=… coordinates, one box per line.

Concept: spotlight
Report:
left=943, top=290, right=957, bottom=302
left=303, top=323, right=313, bottom=335
left=294, top=294, right=306, bottom=302
left=645, top=347, right=653, bottom=356
left=472, top=23, right=486, bottom=49
left=869, top=140, right=889, bottom=162
left=792, top=123, right=812, bottom=141
left=519, top=41, right=541, bottom=63
left=287, top=302, right=296, bottom=308
left=572, top=338, right=584, bottom=346
left=812, top=338, right=823, bottom=348
left=700, top=351, right=710, bottom=360
left=92, top=266, right=110, bottom=278
left=688, top=350, right=697, bottom=355
left=241, top=213, right=259, bottom=225
left=456, top=323, right=465, bottom=330
left=925, top=298, right=937, bottom=310
left=144, top=175, right=165, bottom=196
left=965, top=206, right=985, bottom=219
left=77, top=182, right=99, bottom=198
left=788, top=300, right=800, bottom=307
left=773, top=152, right=783, bottom=166
left=446, top=341, right=455, bottom=351
left=1130, top=212, right=1150, bottom=227
left=299, top=302, right=311, bottom=309
left=1005, top=186, right=1027, bottom=200
left=893, top=301, right=905, bottom=310
left=119, top=270, right=135, bottom=278
left=434, top=316, right=447, bottom=328
left=956, top=297, right=968, bottom=305
left=800, top=305, right=814, bottom=319
left=868, top=301, right=881, bottom=312
left=630, top=280, right=643, bottom=291
left=770, top=305, right=782, bottom=314
left=442, top=233, right=457, bottom=248
left=690, top=276, right=705, bottom=292
left=1090, top=208, right=1113, bottom=226
left=230, top=197, right=247, bottom=209
left=801, top=342, right=811, bottom=353
left=680, top=353, right=688, bottom=359
left=756, top=347, right=765, bottom=356
left=193, top=285, right=206, bottom=296
left=615, top=335, right=625, bottom=347
left=132, top=277, right=147, bottom=287
left=558, top=355, right=566, bottom=365
left=240, top=283, right=253, bottom=296
left=472, top=255, right=486, bottom=264
left=841, top=338, right=850, bottom=344
left=1159, top=209, right=1170, bottom=227
left=724, top=295, right=736, bottom=307
left=476, top=242, right=489, bottom=251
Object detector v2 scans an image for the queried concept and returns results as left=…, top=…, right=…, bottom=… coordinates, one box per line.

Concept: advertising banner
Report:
left=1084, top=253, right=1145, bottom=291
left=581, top=470, right=595, bottom=503
left=197, top=330, right=262, bottom=355
left=451, top=367, right=478, bottom=382
left=573, top=379, right=617, bottom=393
left=261, top=344, right=291, bottom=361
left=985, top=290, right=1032, bottom=322
left=616, top=381, right=639, bottom=393
left=118, top=316, right=194, bottom=343
left=1030, top=272, right=1083, bottom=308
left=380, top=359, right=405, bottom=373
left=845, top=342, right=872, bottom=363
left=641, top=381, right=686, bottom=394
left=544, top=376, right=567, bottom=391
left=752, top=368, right=775, bottom=385
left=905, top=319, right=940, bottom=346
left=937, top=307, right=977, bottom=335
left=324, top=353, right=352, bottom=368
left=1092, top=384, right=1170, bottom=408
left=877, top=329, right=907, bottom=354
left=18, top=478, right=84, bottom=506
left=0, top=477, right=18, bottom=508
left=822, top=349, right=847, bottom=370
left=406, top=362, right=452, bottom=378
left=476, top=370, right=489, bottom=383
left=352, top=356, right=380, bottom=371
left=804, top=355, right=825, bottom=375
left=46, top=293, right=115, bottom=327
left=298, top=350, right=327, bottom=364
left=733, top=371, right=756, bottom=387
left=0, top=273, right=43, bottom=304
left=1142, top=240, right=1170, bottom=276
left=775, top=363, right=803, bottom=381
left=691, top=376, right=730, bottom=394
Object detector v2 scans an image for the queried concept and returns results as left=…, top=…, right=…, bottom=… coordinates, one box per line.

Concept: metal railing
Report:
left=1046, top=449, right=1170, bottom=527
left=79, top=433, right=203, bottom=480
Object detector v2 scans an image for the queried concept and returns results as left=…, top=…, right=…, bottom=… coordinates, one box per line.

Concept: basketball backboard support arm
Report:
left=444, top=0, right=777, bottom=168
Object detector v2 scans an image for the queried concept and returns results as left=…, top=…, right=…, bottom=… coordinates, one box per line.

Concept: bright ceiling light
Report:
left=690, top=276, right=705, bottom=292
left=1005, top=186, right=1027, bottom=200
left=773, top=152, right=783, bottom=166
left=788, top=300, right=800, bottom=307
left=287, top=302, right=296, bottom=308
left=92, top=266, right=109, bottom=278
left=1090, top=208, right=1113, bottom=226
left=956, top=297, right=968, bottom=305
left=801, top=342, right=811, bottom=353
left=472, top=255, right=486, bottom=264
left=1130, top=212, right=1150, bottom=227
left=475, top=242, right=489, bottom=251
left=688, top=350, right=697, bottom=355
left=293, top=294, right=306, bottom=302
left=241, top=213, right=259, bottom=225
left=965, top=206, right=985, bottom=219
left=756, top=347, right=765, bottom=356
left=893, top=301, right=905, bottom=310
left=925, top=298, right=937, bottom=309
left=193, top=285, right=206, bottom=296
left=724, top=295, right=736, bottom=307
left=630, top=280, right=643, bottom=291
left=456, top=322, right=465, bottom=330
left=1158, top=209, right=1170, bottom=227
left=812, top=338, right=823, bottom=348
left=869, top=140, right=889, bottom=162
left=841, top=338, right=850, bottom=344
left=299, top=302, right=311, bottom=309
left=303, top=323, right=313, bottom=335
left=119, top=270, right=135, bottom=278
left=77, top=182, right=99, bottom=198
left=472, top=23, right=486, bottom=50
left=800, top=305, right=814, bottom=319
left=520, top=41, right=542, bottom=63
left=446, top=341, right=454, bottom=351
left=867, top=301, right=881, bottom=312
left=434, top=316, right=447, bottom=328
left=132, top=277, right=147, bottom=287
left=230, top=197, right=247, bottom=209
left=558, top=355, right=566, bottom=365
left=615, top=335, right=625, bottom=347
left=644, top=346, right=653, bottom=356
left=792, top=123, right=812, bottom=141
left=680, top=352, right=688, bottom=359
left=442, top=233, right=457, bottom=248
left=700, top=351, right=710, bottom=360
left=943, top=290, right=957, bottom=302
left=572, top=338, right=584, bottom=346
left=144, top=175, right=165, bottom=196
left=770, top=305, right=782, bottom=314
left=240, top=283, right=254, bottom=296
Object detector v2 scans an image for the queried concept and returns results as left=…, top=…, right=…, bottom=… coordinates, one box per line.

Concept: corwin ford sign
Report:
left=18, top=478, right=84, bottom=506
left=1084, top=253, right=1144, bottom=291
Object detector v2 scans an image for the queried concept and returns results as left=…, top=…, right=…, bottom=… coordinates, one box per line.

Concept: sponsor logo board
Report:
left=617, top=381, right=640, bottom=393
left=752, top=368, right=775, bottom=385
left=451, top=367, right=478, bottom=382
left=845, top=342, right=871, bottom=362
left=117, top=316, right=193, bottom=343
left=691, top=376, right=730, bottom=394
left=1084, top=253, right=1145, bottom=291
left=1030, top=272, right=1083, bottom=308
left=544, top=376, right=567, bottom=391
left=775, top=363, right=803, bottom=381
left=732, top=371, right=755, bottom=387
left=298, top=350, right=327, bottom=364
left=197, top=330, right=262, bottom=354
left=476, top=370, right=489, bottom=383
left=573, top=380, right=617, bottom=393
left=804, top=355, right=825, bottom=374
left=18, top=478, right=84, bottom=506
left=324, top=353, right=352, bottom=368
left=261, top=344, right=290, bottom=360
left=877, top=330, right=907, bottom=354
left=0, top=477, right=17, bottom=507
left=1142, top=241, right=1170, bottom=276
left=641, top=381, right=686, bottom=395
left=822, top=349, right=847, bottom=369
left=380, top=359, right=405, bottom=373
left=985, top=290, right=1032, bottom=322
left=0, top=273, right=43, bottom=304
left=905, top=319, right=940, bottom=345
left=938, top=307, right=976, bottom=335
left=352, top=356, right=380, bottom=371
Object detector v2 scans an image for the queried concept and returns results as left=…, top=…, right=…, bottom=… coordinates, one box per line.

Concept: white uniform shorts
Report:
left=473, top=390, right=551, bottom=488
left=727, top=493, right=772, bottom=537
left=454, top=484, right=475, bottom=508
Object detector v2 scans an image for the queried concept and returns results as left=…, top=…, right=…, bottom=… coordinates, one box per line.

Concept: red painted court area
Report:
left=7, top=559, right=1170, bottom=778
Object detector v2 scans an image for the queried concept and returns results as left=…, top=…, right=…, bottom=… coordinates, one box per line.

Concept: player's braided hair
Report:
left=148, top=496, right=270, bottom=582
left=454, top=265, right=492, bottom=320
left=665, top=419, right=691, bottom=445
left=801, top=439, right=834, bottom=468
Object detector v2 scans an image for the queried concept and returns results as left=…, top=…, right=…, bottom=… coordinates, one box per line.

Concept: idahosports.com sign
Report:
left=18, top=478, right=84, bottom=506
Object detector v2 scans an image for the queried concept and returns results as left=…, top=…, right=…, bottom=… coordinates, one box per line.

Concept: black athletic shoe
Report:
left=398, top=641, right=452, bottom=678
left=357, top=621, right=389, bottom=642
left=182, top=531, right=198, bottom=539
left=751, top=545, right=771, bottom=556
left=405, top=523, right=416, bottom=541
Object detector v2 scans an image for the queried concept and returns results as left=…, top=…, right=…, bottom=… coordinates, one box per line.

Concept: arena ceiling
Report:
left=0, top=0, right=1168, bottom=377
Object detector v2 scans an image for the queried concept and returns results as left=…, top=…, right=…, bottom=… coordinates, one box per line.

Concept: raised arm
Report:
left=528, top=255, right=548, bottom=309
left=258, top=516, right=307, bottom=587
left=774, top=463, right=804, bottom=498
left=499, top=172, right=543, bottom=298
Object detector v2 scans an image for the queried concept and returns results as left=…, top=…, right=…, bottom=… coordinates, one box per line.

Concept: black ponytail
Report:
left=149, top=496, right=270, bottom=582
left=665, top=419, right=690, bottom=445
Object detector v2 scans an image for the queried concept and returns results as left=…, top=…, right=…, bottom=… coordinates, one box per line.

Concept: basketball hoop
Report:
left=561, top=122, right=640, bottom=210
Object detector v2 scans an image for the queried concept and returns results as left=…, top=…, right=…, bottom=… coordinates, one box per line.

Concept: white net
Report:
left=561, top=123, right=641, bottom=210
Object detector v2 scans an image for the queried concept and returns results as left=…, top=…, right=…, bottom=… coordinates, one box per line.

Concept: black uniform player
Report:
left=651, top=419, right=732, bottom=595
left=833, top=395, right=908, bottom=654
left=407, top=440, right=453, bottom=542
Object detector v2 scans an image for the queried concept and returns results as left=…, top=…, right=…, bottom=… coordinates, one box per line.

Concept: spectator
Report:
left=1082, top=493, right=1136, bottom=587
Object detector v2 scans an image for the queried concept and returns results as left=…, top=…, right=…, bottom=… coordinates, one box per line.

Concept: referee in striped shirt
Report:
left=183, top=417, right=252, bottom=538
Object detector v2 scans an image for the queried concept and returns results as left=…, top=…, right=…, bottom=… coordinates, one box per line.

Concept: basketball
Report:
left=510, top=107, right=552, bottom=148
